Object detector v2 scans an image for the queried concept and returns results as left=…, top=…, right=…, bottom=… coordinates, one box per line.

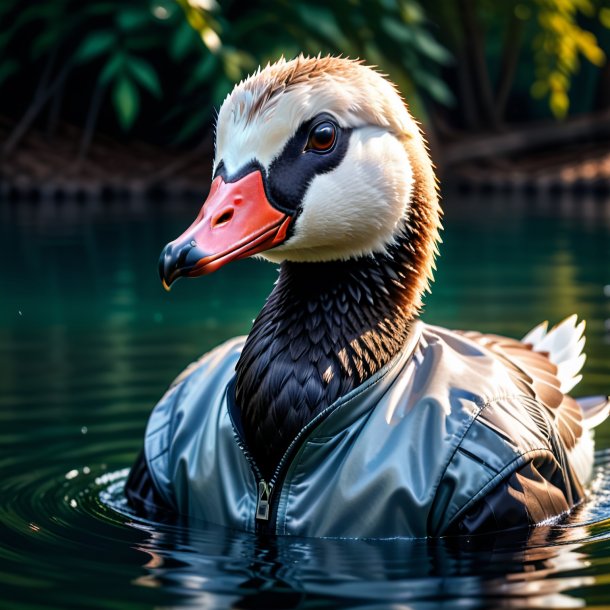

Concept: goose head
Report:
left=160, top=55, right=441, bottom=309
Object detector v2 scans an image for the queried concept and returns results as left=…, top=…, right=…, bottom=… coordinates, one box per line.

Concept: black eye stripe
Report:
left=213, top=113, right=352, bottom=216
left=266, top=115, right=351, bottom=215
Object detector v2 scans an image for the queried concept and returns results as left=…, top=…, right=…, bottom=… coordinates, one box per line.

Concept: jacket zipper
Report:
left=228, top=327, right=418, bottom=533
left=233, top=399, right=349, bottom=534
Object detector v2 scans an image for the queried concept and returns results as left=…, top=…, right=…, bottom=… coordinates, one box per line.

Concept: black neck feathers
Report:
left=235, top=137, right=440, bottom=479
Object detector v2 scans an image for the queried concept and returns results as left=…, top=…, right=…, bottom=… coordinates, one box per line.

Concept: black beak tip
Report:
left=159, top=243, right=177, bottom=292
left=158, top=240, right=203, bottom=291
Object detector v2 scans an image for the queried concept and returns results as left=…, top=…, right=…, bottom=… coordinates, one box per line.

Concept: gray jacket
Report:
left=143, top=321, right=581, bottom=538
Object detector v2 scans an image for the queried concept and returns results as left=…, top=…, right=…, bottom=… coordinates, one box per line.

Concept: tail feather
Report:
left=522, top=315, right=586, bottom=393
left=522, top=321, right=548, bottom=346
left=577, top=396, right=610, bottom=430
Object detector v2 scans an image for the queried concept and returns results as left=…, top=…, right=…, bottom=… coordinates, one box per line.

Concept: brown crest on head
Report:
left=239, top=56, right=365, bottom=124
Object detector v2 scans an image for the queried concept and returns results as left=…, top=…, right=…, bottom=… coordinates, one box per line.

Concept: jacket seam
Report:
left=443, top=447, right=555, bottom=531
left=144, top=379, right=190, bottom=509
left=428, top=392, right=535, bottom=531
left=435, top=391, right=535, bottom=484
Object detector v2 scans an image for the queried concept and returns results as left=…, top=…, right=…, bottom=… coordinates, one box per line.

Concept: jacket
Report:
left=142, top=321, right=582, bottom=538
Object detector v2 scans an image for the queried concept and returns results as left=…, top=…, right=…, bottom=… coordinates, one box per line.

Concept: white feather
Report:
left=522, top=315, right=586, bottom=393
left=521, top=320, right=548, bottom=345
left=569, top=430, right=595, bottom=485
left=578, top=395, right=610, bottom=430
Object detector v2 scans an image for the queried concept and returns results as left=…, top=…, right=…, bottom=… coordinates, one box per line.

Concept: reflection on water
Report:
left=1, top=191, right=610, bottom=609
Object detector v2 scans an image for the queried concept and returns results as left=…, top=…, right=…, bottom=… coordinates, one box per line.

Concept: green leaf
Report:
left=411, top=29, right=452, bottom=64
left=170, top=20, right=197, bottom=60
left=117, top=8, right=150, bottom=31
left=294, top=5, right=349, bottom=48
left=184, top=53, right=217, bottom=93
left=126, top=56, right=162, bottom=97
left=113, top=74, right=139, bottom=130
left=30, top=27, right=60, bottom=59
left=381, top=16, right=414, bottom=43
left=421, top=74, right=454, bottom=105
left=10, top=4, right=56, bottom=33
left=74, top=31, right=116, bottom=64
left=99, top=53, right=124, bottom=86
left=173, top=109, right=208, bottom=143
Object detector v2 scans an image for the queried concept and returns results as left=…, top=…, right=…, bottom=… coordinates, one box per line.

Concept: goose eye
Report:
left=306, top=121, right=336, bottom=153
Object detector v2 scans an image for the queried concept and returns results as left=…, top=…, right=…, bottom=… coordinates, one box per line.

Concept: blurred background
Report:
left=1, top=3, right=610, bottom=610
left=1, top=0, right=609, bottom=195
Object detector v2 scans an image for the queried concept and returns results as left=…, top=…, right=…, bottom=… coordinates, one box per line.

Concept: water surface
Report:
left=1, top=191, right=610, bottom=609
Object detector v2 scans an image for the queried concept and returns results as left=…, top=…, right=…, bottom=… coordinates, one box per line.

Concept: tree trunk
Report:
left=3, top=63, right=71, bottom=156
left=494, top=11, right=523, bottom=125
left=456, top=0, right=498, bottom=130
left=77, top=84, right=105, bottom=162
left=594, top=60, right=610, bottom=111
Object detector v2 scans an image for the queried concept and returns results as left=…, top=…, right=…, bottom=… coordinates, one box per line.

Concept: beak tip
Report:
left=161, top=278, right=172, bottom=292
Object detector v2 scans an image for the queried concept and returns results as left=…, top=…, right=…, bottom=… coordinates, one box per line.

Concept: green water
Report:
left=1, top=191, right=610, bottom=609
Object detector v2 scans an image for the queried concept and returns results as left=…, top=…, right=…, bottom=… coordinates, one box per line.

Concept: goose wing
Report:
left=458, top=317, right=586, bottom=453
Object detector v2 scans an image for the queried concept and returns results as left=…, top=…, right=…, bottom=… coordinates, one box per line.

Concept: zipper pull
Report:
left=256, top=480, right=274, bottom=521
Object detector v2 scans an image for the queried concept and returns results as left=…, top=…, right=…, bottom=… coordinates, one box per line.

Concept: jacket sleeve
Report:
left=124, top=374, right=192, bottom=516
left=445, top=454, right=577, bottom=535
left=124, top=449, right=174, bottom=517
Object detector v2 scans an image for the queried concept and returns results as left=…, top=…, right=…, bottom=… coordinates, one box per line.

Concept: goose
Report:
left=125, top=55, right=610, bottom=538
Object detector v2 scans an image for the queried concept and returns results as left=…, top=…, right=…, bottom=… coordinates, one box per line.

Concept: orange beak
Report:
left=159, top=171, right=291, bottom=289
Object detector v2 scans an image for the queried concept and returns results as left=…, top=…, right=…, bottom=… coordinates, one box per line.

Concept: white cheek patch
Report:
left=263, top=129, right=413, bottom=263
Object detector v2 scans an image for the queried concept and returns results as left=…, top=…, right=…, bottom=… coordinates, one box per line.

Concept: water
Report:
left=1, top=191, right=610, bottom=609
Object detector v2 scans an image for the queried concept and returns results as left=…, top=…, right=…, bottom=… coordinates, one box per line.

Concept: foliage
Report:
left=426, top=0, right=609, bottom=130
left=529, top=0, right=608, bottom=118
left=0, top=0, right=452, bottom=148
left=0, top=0, right=608, bottom=153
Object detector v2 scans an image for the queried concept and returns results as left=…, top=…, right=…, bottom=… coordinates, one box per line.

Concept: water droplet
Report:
left=65, top=469, right=79, bottom=480
left=81, top=426, right=88, bottom=435
left=69, top=499, right=77, bottom=508
left=604, top=285, right=610, bottom=298
left=83, top=466, right=91, bottom=475
left=18, top=310, right=22, bottom=316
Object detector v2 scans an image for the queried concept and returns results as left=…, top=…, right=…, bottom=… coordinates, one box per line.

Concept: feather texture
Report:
left=524, top=315, right=587, bottom=393
left=458, top=316, right=609, bottom=485
left=235, top=144, right=440, bottom=479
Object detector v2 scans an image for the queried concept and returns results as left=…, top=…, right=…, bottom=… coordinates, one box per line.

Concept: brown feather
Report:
left=458, top=331, right=584, bottom=450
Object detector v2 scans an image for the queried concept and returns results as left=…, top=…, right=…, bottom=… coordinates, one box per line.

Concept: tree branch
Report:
left=494, top=11, right=524, bottom=124
left=442, top=110, right=610, bottom=166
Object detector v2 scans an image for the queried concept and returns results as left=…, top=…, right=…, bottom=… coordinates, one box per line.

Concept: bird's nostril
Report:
left=177, top=243, right=193, bottom=267
left=212, top=209, right=234, bottom=228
